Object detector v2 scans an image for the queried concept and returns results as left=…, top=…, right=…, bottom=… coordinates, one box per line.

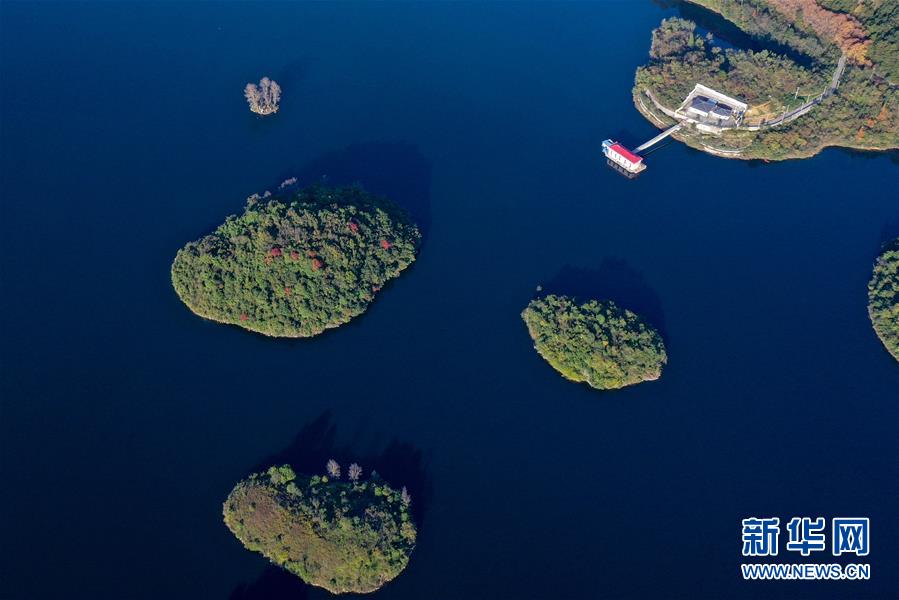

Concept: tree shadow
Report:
left=251, top=411, right=433, bottom=526
left=246, top=60, right=309, bottom=132
left=275, top=58, right=310, bottom=92
left=228, top=566, right=310, bottom=600
left=879, top=214, right=899, bottom=248
left=650, top=0, right=815, bottom=66
left=251, top=411, right=338, bottom=475
left=835, top=147, right=899, bottom=165
left=229, top=411, right=433, bottom=598
left=538, top=259, right=667, bottom=335
left=275, top=142, right=432, bottom=240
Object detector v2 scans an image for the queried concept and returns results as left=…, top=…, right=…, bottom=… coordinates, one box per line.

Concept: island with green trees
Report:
left=171, top=185, right=420, bottom=337
left=868, top=238, right=899, bottom=362
left=633, top=0, right=898, bottom=160
left=223, top=462, right=417, bottom=594
left=521, top=294, right=667, bottom=390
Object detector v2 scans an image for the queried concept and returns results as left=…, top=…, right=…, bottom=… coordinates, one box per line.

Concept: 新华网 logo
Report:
left=832, top=518, right=869, bottom=557
left=742, top=516, right=869, bottom=557
left=740, top=516, right=871, bottom=581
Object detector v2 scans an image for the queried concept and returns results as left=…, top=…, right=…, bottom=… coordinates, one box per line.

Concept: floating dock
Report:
left=602, top=139, right=645, bottom=174
left=602, top=123, right=681, bottom=177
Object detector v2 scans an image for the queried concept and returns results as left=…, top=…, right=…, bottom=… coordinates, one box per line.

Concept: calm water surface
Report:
left=1, top=2, right=897, bottom=599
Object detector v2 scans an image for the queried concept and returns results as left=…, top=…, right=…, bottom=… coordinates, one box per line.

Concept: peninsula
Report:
left=633, top=0, right=898, bottom=160
left=223, top=463, right=417, bottom=594
left=171, top=184, right=420, bottom=337
left=868, top=238, right=899, bottom=361
left=521, top=295, right=667, bottom=390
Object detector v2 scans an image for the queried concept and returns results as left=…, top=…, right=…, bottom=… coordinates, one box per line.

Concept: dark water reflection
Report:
left=231, top=412, right=432, bottom=598
left=2, top=2, right=897, bottom=599
left=653, top=0, right=818, bottom=67
left=278, top=142, right=432, bottom=240
left=229, top=567, right=310, bottom=600
left=540, top=260, right=667, bottom=336
left=252, top=411, right=433, bottom=525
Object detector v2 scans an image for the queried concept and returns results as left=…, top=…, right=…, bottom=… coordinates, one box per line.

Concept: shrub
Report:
left=521, top=294, right=667, bottom=390
left=171, top=185, right=420, bottom=338
left=223, top=465, right=417, bottom=594
left=244, top=77, right=281, bottom=115
left=868, top=238, right=899, bottom=361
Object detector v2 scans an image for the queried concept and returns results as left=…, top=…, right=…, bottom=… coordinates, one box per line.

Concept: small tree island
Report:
left=171, top=185, right=420, bottom=337
left=224, top=463, right=417, bottom=594
left=522, top=295, right=667, bottom=390
left=868, top=238, right=899, bottom=361
left=244, top=76, right=281, bottom=115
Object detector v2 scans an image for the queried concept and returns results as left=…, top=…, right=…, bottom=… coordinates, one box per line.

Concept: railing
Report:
left=641, top=54, right=847, bottom=132
left=635, top=124, right=682, bottom=152
left=740, top=54, right=847, bottom=129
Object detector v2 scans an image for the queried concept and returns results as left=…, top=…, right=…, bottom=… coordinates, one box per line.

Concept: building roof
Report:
left=692, top=84, right=747, bottom=112
left=711, top=105, right=732, bottom=118
left=610, top=143, right=642, bottom=164
left=690, top=98, right=716, bottom=114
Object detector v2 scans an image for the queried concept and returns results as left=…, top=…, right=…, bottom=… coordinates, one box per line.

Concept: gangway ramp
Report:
left=634, top=123, right=681, bottom=153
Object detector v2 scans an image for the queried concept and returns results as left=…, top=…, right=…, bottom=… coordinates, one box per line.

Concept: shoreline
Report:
left=631, top=88, right=898, bottom=162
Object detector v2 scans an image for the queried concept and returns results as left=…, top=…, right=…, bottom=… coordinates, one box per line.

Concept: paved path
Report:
left=758, top=54, right=846, bottom=128
left=642, top=54, right=848, bottom=131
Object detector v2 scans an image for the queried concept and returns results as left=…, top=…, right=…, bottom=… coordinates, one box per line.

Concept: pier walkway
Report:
left=634, top=123, right=681, bottom=152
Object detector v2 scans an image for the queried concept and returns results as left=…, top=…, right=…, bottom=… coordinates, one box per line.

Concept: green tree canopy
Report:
left=521, top=294, right=667, bottom=390
left=224, top=465, right=417, bottom=595
left=634, top=12, right=899, bottom=161
left=171, top=185, right=420, bottom=337
left=868, top=238, right=899, bottom=361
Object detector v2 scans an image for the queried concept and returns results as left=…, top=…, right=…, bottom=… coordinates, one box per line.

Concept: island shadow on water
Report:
left=229, top=567, right=310, bottom=600
left=276, top=141, right=433, bottom=241
left=538, top=259, right=667, bottom=337
left=650, top=0, right=815, bottom=67
left=877, top=213, right=899, bottom=251
left=246, top=59, right=309, bottom=133
left=229, top=412, right=433, bottom=599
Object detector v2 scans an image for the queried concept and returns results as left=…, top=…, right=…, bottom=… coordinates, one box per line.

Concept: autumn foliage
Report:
left=766, top=0, right=871, bottom=63
left=223, top=465, right=416, bottom=594
left=868, top=238, right=899, bottom=362
left=244, top=77, right=281, bottom=115
left=634, top=12, right=898, bottom=160
left=171, top=185, right=421, bottom=338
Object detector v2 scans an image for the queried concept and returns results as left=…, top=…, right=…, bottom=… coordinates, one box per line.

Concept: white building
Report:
left=675, top=84, right=748, bottom=131
left=602, top=139, right=646, bottom=174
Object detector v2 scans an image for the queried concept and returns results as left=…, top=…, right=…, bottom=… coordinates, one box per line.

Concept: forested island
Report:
left=223, top=463, right=417, bottom=594
left=634, top=0, right=898, bottom=160
left=171, top=185, right=420, bottom=337
left=521, top=295, right=667, bottom=390
left=868, top=238, right=899, bottom=361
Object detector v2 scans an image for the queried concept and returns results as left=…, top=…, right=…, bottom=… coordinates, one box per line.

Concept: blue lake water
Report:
left=1, top=2, right=897, bottom=598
